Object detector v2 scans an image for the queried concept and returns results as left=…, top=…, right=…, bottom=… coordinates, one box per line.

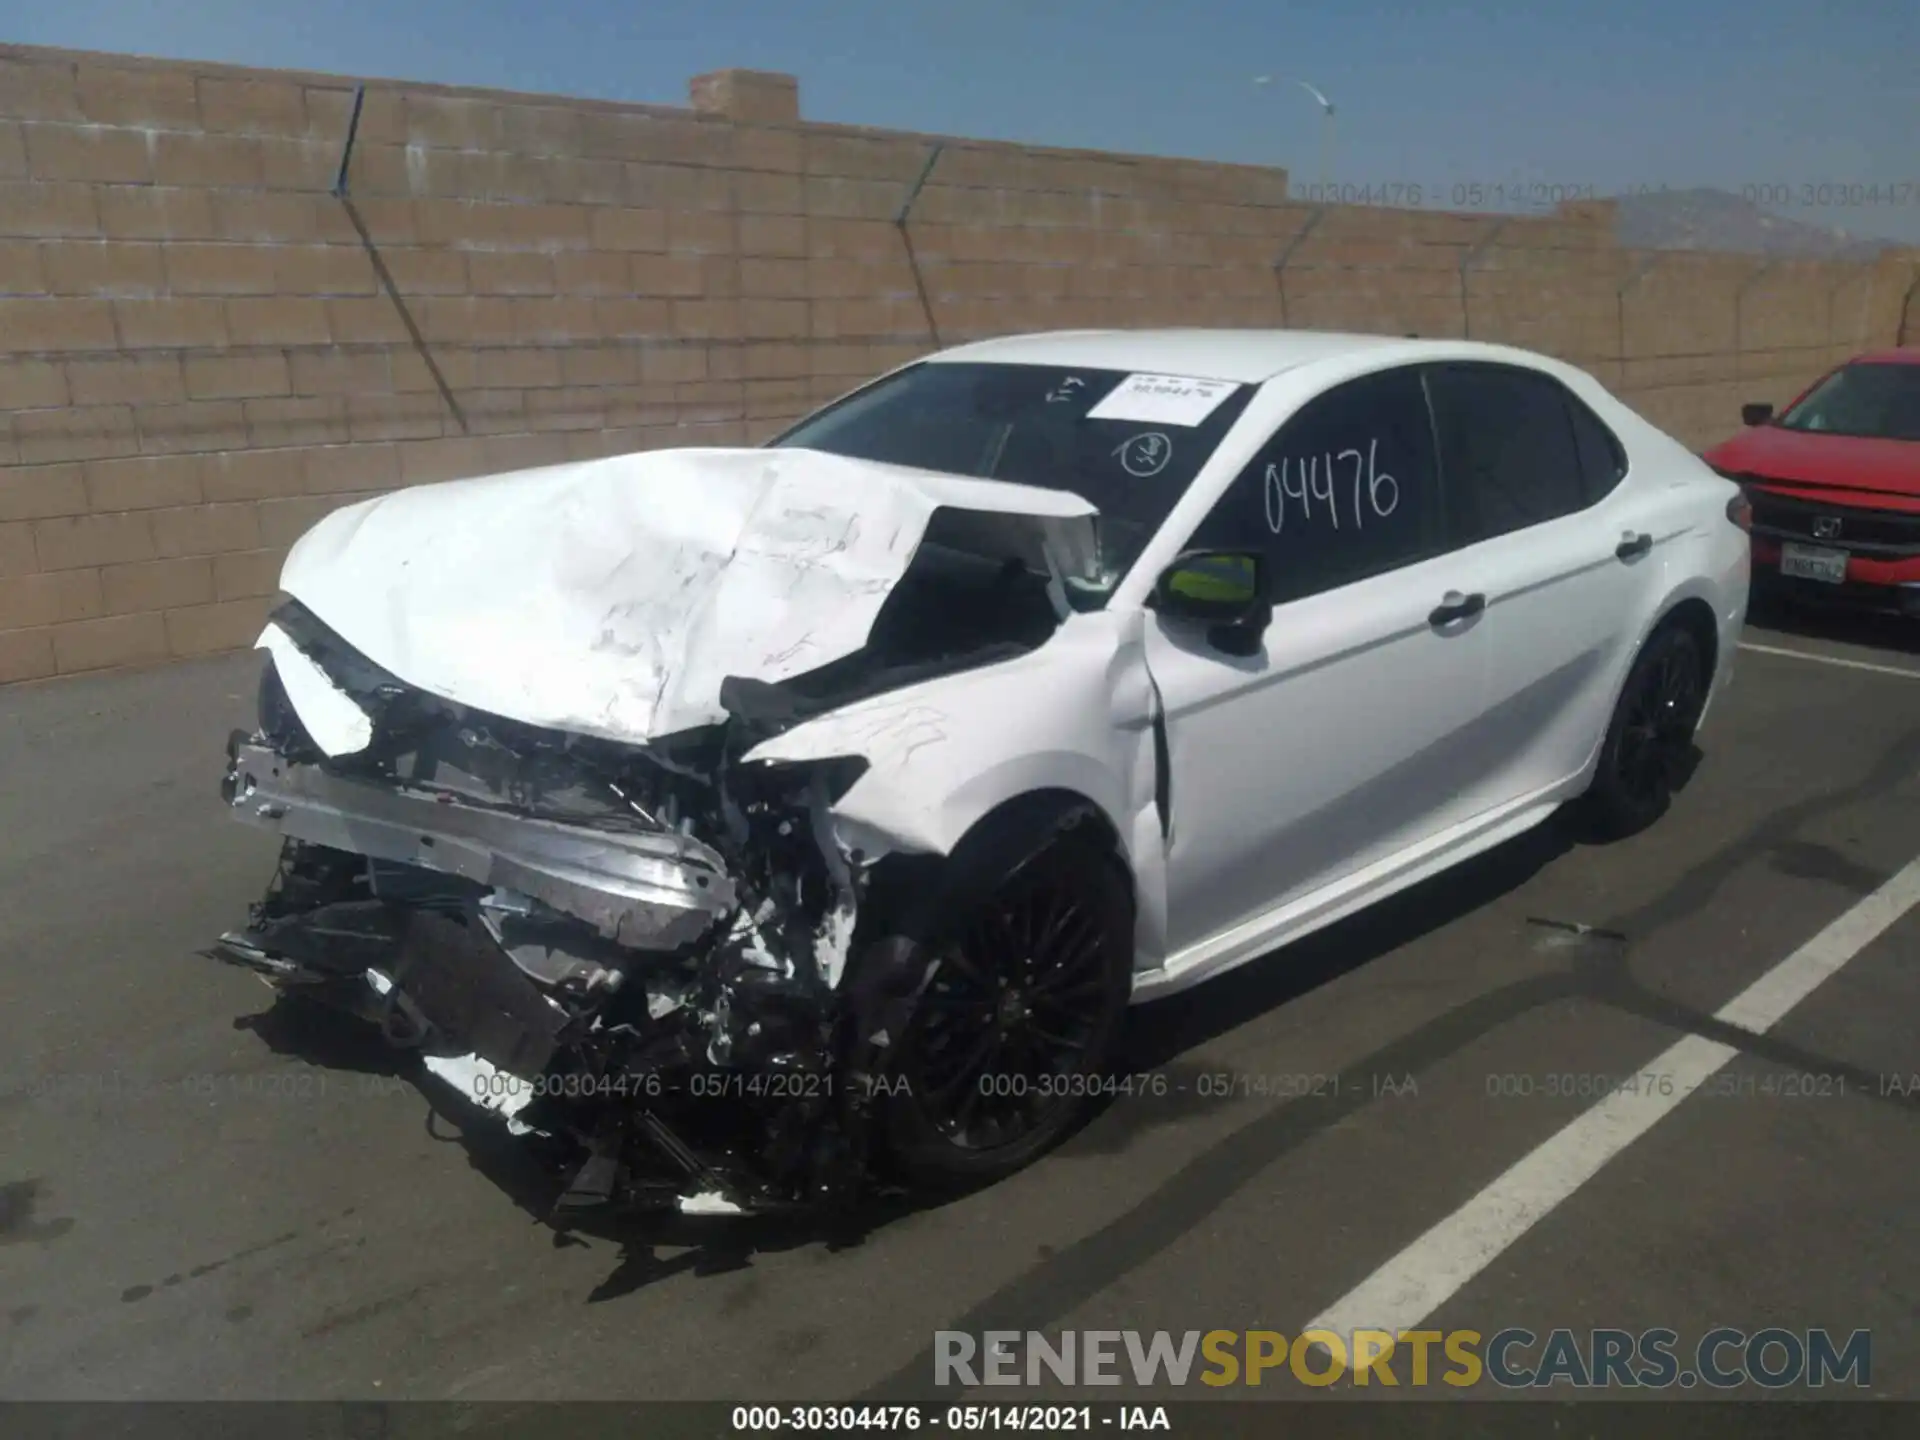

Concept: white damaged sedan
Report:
left=214, top=329, right=1750, bottom=1216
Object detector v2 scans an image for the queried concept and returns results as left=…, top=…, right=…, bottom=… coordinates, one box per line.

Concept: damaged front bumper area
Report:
left=212, top=605, right=899, bottom=1221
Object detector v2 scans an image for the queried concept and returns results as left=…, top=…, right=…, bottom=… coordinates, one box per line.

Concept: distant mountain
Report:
left=1613, top=187, right=1899, bottom=258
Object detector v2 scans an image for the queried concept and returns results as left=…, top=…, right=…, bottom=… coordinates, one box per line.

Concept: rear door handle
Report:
left=1616, top=531, right=1653, bottom=561
left=1429, top=590, right=1486, bottom=627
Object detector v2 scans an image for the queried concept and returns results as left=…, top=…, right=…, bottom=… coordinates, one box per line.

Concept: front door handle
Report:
left=1429, top=590, right=1486, bottom=627
left=1616, top=531, right=1653, bottom=561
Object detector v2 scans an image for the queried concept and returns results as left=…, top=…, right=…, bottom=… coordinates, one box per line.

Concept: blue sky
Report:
left=11, top=0, right=1918, bottom=242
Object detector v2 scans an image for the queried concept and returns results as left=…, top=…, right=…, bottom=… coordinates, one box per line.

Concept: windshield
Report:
left=770, top=361, right=1256, bottom=599
left=1775, top=363, right=1920, bottom=441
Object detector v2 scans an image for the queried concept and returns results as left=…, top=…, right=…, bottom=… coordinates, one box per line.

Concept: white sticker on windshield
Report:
left=1086, top=373, right=1241, bottom=427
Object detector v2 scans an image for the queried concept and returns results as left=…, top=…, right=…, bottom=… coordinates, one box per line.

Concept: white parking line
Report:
left=1300, top=852, right=1920, bottom=1344
left=1739, top=641, right=1920, bottom=680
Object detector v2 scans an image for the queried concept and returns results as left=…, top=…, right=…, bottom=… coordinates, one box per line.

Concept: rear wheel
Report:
left=1578, top=623, right=1708, bottom=840
left=878, top=837, right=1134, bottom=1188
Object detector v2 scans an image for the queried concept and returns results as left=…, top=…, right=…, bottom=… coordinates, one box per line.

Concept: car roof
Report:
left=923, top=328, right=1576, bottom=384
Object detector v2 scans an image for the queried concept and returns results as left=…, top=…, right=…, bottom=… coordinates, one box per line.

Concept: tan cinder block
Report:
left=689, top=70, right=799, bottom=125
left=304, top=442, right=400, bottom=494
left=667, top=210, right=736, bottom=256
left=305, top=86, right=358, bottom=140
left=396, top=435, right=489, bottom=486
left=165, top=595, right=274, bottom=657
left=185, top=352, right=293, bottom=400
left=0, top=296, right=117, bottom=351
left=211, top=192, right=327, bottom=243
left=482, top=431, right=572, bottom=471
left=201, top=448, right=306, bottom=502
left=134, top=399, right=249, bottom=455
left=33, top=510, right=155, bottom=570
left=52, top=611, right=168, bottom=672
left=113, top=297, right=230, bottom=349
left=560, top=345, right=640, bottom=387
left=40, top=239, right=165, bottom=296
left=498, top=102, right=585, bottom=157
left=225, top=297, right=332, bottom=346
left=0, top=519, right=38, bottom=575
left=403, top=95, right=504, bottom=151
left=739, top=299, right=807, bottom=339
left=257, top=137, right=337, bottom=191
left=23, top=122, right=151, bottom=184
left=640, top=343, right=708, bottom=385
left=626, top=162, right=734, bottom=213
left=289, top=349, right=392, bottom=395
left=524, top=386, right=604, bottom=431
left=469, top=251, right=556, bottom=295
left=0, top=179, right=99, bottom=237
left=741, top=257, right=807, bottom=297
left=197, top=77, right=308, bottom=136
left=86, top=454, right=203, bottom=511
left=0, top=627, right=56, bottom=683
left=553, top=250, right=631, bottom=295
left=212, top=547, right=287, bottom=601
left=236, top=397, right=348, bottom=446
left=733, top=126, right=804, bottom=175
left=0, top=237, right=42, bottom=293
left=66, top=356, right=186, bottom=407
left=541, top=156, right=626, bottom=206
left=740, top=213, right=806, bottom=258
left=100, top=555, right=214, bottom=613
left=345, top=391, right=447, bottom=443
left=0, top=119, right=26, bottom=177
left=0, top=55, right=83, bottom=121
left=257, top=492, right=365, bottom=548
left=516, top=296, right=604, bottom=342
left=0, top=463, right=87, bottom=521
left=629, top=252, right=704, bottom=297
left=375, top=247, right=468, bottom=295
left=14, top=404, right=138, bottom=465
left=0, top=357, right=70, bottom=409
left=98, top=185, right=215, bottom=241
left=324, top=297, right=413, bottom=345
left=74, top=65, right=201, bottom=127
left=152, top=132, right=263, bottom=188
left=391, top=346, right=475, bottom=393
left=590, top=207, right=669, bottom=252
left=163, top=241, right=279, bottom=295
left=148, top=501, right=262, bottom=558
left=476, top=347, right=562, bottom=389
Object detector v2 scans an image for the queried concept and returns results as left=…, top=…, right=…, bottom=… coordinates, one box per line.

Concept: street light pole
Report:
left=1255, top=75, right=1336, bottom=195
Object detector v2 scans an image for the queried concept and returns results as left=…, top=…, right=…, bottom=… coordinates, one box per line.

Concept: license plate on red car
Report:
left=1780, top=543, right=1847, bottom=584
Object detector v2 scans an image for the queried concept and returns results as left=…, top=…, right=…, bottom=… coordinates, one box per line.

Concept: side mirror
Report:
left=1151, top=549, right=1271, bottom=655
left=1741, top=402, right=1774, bottom=427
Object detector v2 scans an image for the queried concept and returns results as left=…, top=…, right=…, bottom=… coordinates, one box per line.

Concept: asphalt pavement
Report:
left=1, top=603, right=1916, bottom=1405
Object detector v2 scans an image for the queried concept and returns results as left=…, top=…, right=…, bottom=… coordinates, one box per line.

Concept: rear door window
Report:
left=1425, top=363, right=1590, bottom=545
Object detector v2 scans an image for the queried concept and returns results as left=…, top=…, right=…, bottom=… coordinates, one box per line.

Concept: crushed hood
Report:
left=276, top=446, right=1099, bottom=745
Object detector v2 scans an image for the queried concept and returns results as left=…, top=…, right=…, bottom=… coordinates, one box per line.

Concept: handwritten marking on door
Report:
left=1263, top=438, right=1399, bottom=533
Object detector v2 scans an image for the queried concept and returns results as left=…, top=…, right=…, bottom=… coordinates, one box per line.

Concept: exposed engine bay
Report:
left=211, top=497, right=1083, bottom=1221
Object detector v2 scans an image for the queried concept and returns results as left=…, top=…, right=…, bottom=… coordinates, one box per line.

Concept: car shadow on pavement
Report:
left=1081, top=813, right=1580, bottom=1154
left=1745, top=589, right=1920, bottom=657
left=236, top=989, right=955, bottom=1301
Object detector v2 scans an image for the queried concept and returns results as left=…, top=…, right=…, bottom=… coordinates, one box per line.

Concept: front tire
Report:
left=1578, top=623, right=1708, bottom=840
left=877, top=836, right=1134, bottom=1190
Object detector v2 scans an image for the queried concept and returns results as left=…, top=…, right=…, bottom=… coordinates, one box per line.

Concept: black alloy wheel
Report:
left=881, top=836, right=1133, bottom=1186
left=1580, top=623, right=1708, bottom=839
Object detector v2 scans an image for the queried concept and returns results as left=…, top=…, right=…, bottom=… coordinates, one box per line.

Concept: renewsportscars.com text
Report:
left=934, top=1327, right=1871, bottom=1389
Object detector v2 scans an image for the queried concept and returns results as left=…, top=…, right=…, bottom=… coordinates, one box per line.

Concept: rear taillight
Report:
left=1726, top=492, right=1752, bottom=531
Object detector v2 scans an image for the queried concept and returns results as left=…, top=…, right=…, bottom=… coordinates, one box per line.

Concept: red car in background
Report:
left=1703, top=348, right=1920, bottom=617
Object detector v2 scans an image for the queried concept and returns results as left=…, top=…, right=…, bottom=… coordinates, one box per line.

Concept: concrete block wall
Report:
left=2, top=43, right=1916, bottom=683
